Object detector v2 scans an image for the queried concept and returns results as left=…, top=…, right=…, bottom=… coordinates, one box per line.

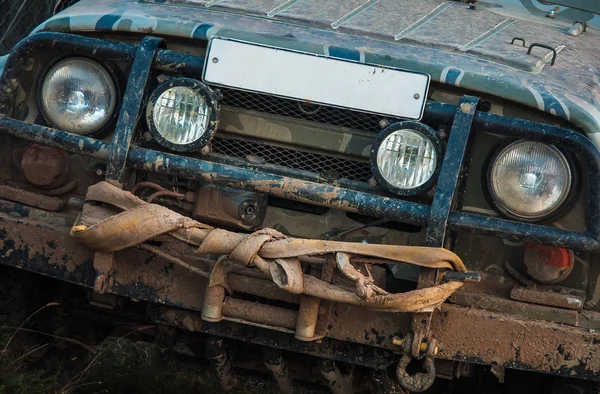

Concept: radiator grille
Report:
left=211, top=137, right=373, bottom=182
left=220, top=88, right=385, bottom=133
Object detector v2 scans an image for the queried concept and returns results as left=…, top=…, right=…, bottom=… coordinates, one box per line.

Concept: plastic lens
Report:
left=41, top=58, right=116, bottom=135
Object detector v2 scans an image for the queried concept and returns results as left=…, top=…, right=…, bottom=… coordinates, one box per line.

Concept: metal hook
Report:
left=396, top=354, right=436, bottom=392
left=527, top=43, right=557, bottom=66
left=511, top=37, right=526, bottom=47
left=574, top=21, right=588, bottom=32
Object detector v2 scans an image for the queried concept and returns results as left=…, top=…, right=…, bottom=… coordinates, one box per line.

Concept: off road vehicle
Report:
left=0, top=0, right=599, bottom=392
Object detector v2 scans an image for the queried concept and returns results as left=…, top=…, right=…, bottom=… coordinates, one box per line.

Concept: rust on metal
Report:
left=92, top=251, right=115, bottom=294
left=228, top=273, right=300, bottom=304
left=106, top=246, right=209, bottom=311
left=510, top=286, right=584, bottom=310
left=396, top=354, right=436, bottom=393
left=42, top=179, right=78, bottom=196
left=295, top=295, right=320, bottom=341
left=72, top=181, right=467, bottom=314
left=20, top=144, right=69, bottom=189
left=202, top=282, right=226, bottom=322
left=0, top=185, right=64, bottom=211
left=448, top=290, right=586, bottom=327
left=222, top=297, right=297, bottom=330
left=432, top=304, right=600, bottom=376
left=0, top=204, right=92, bottom=272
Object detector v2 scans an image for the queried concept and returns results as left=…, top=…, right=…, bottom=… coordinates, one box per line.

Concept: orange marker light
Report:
left=522, top=244, right=574, bottom=284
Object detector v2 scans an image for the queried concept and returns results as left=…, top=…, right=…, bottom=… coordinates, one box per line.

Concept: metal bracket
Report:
left=409, top=96, right=479, bottom=387
left=106, top=36, right=165, bottom=187
left=425, top=95, right=479, bottom=246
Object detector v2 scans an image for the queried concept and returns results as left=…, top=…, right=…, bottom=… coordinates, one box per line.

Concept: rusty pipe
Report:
left=202, top=285, right=226, bottom=322
left=0, top=185, right=64, bottom=211
left=228, top=273, right=300, bottom=304
left=295, top=295, right=321, bottom=341
left=223, top=298, right=297, bottom=330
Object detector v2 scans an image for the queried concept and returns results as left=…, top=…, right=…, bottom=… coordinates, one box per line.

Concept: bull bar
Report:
left=0, top=32, right=598, bottom=252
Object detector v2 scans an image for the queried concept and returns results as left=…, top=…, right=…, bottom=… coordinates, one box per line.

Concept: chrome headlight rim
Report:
left=38, top=56, right=121, bottom=136
left=370, top=121, right=443, bottom=196
left=486, top=139, right=578, bottom=222
left=145, top=77, right=220, bottom=153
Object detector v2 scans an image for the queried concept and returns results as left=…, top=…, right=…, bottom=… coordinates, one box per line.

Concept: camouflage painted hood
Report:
left=33, top=0, right=600, bottom=145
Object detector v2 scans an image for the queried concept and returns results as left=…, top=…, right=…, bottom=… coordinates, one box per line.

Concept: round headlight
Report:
left=40, top=58, right=117, bottom=135
left=146, top=78, right=219, bottom=152
left=370, top=121, right=443, bottom=195
left=488, top=140, right=572, bottom=221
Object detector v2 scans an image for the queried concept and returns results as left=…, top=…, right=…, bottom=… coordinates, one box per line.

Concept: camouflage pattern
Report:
left=23, top=0, right=600, bottom=149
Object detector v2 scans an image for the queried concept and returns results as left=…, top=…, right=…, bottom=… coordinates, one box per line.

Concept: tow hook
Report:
left=393, top=334, right=438, bottom=392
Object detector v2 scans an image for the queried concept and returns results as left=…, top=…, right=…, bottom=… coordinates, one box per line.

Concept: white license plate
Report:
left=203, top=38, right=429, bottom=120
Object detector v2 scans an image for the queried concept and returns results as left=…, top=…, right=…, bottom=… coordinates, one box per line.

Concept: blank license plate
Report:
left=203, top=38, right=429, bottom=120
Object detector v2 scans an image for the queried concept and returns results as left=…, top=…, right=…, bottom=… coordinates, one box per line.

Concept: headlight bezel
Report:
left=145, top=77, right=220, bottom=153
left=37, top=56, right=121, bottom=136
left=370, top=121, right=444, bottom=196
left=486, top=139, right=579, bottom=222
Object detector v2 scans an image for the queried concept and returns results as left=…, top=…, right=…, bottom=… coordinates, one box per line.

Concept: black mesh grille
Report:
left=211, top=137, right=372, bottom=182
left=220, top=88, right=385, bottom=133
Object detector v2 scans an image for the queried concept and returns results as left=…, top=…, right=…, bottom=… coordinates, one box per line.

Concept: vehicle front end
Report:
left=1, top=0, right=600, bottom=392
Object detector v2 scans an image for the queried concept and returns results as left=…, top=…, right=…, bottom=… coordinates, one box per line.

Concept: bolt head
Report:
left=414, top=93, right=421, bottom=100
left=378, top=119, right=390, bottom=129
left=246, top=155, right=265, bottom=164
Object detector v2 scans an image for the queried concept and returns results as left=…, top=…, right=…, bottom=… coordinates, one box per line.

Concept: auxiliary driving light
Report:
left=40, top=57, right=117, bottom=135
left=488, top=140, right=573, bottom=221
left=370, top=121, right=443, bottom=195
left=146, top=78, right=219, bottom=152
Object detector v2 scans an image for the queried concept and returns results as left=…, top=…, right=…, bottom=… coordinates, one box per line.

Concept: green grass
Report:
left=0, top=335, right=60, bottom=394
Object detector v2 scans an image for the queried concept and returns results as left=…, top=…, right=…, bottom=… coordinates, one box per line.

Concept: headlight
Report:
left=146, top=78, right=219, bottom=152
left=370, top=121, right=443, bottom=195
left=40, top=58, right=117, bottom=135
left=488, top=140, right=572, bottom=221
